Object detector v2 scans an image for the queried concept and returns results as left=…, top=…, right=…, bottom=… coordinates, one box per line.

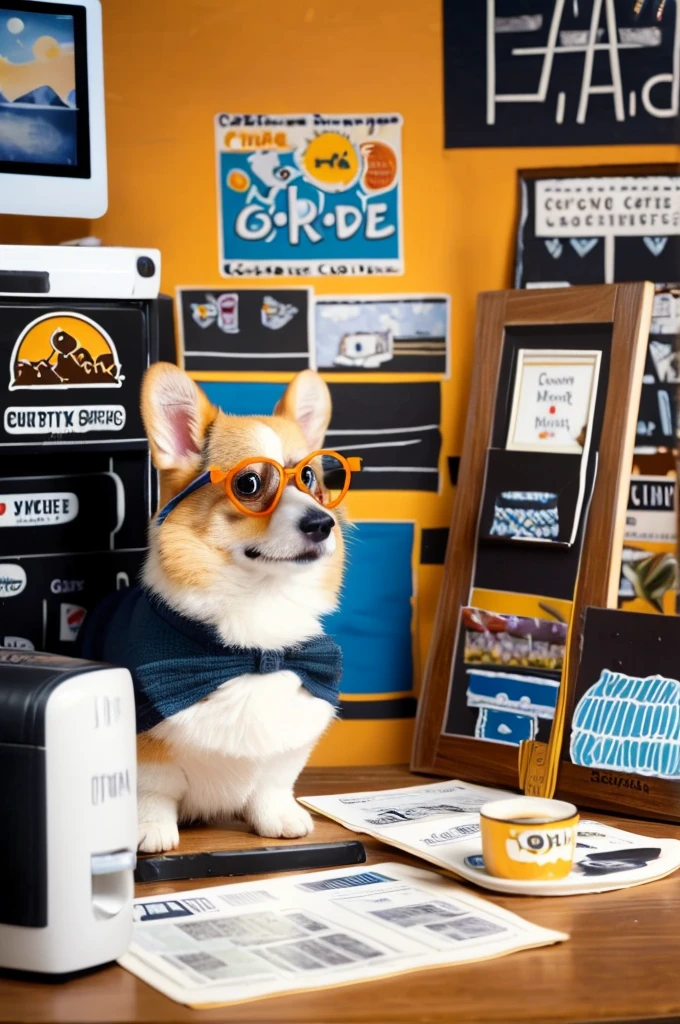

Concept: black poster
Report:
left=0, top=549, right=146, bottom=656
left=326, top=382, right=442, bottom=492
left=515, top=167, right=680, bottom=451
left=178, top=288, right=312, bottom=373
left=444, top=0, right=680, bottom=149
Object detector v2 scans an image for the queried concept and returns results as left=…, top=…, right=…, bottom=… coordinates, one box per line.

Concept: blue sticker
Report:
left=215, top=114, right=403, bottom=278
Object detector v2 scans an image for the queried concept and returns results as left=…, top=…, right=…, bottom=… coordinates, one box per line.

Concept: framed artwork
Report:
left=412, top=283, right=654, bottom=788
left=554, top=606, right=680, bottom=822
left=506, top=350, right=601, bottom=455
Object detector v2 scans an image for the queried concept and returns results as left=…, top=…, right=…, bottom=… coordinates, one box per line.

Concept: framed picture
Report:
left=412, top=283, right=654, bottom=788
left=553, top=607, right=680, bottom=822
left=506, top=350, right=601, bottom=455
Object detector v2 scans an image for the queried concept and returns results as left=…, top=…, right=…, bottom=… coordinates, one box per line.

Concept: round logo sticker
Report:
left=9, top=312, right=123, bottom=391
left=300, top=132, right=361, bottom=192
left=0, top=564, right=27, bottom=597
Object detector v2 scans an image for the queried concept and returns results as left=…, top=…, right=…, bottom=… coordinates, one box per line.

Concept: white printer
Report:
left=0, top=649, right=136, bottom=974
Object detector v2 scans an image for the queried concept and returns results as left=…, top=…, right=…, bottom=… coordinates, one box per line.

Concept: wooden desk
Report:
left=2, top=765, right=680, bottom=1024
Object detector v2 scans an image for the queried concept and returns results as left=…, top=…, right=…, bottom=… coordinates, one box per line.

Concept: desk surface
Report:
left=2, top=765, right=680, bottom=1024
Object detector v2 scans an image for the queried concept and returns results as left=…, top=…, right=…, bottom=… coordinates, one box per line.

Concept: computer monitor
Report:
left=0, top=0, right=106, bottom=218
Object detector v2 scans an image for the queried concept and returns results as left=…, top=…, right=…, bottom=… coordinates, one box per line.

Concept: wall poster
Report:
left=515, top=166, right=680, bottom=454
left=444, top=0, right=680, bottom=149
left=176, top=287, right=314, bottom=373
left=314, top=295, right=449, bottom=376
left=619, top=473, right=677, bottom=615
left=215, top=113, right=403, bottom=278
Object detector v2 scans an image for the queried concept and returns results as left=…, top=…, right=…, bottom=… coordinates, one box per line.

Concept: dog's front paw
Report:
left=249, top=799, right=314, bottom=839
left=137, top=820, right=179, bottom=853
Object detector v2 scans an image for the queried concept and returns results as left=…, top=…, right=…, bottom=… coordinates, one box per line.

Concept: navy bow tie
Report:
left=77, top=585, right=343, bottom=733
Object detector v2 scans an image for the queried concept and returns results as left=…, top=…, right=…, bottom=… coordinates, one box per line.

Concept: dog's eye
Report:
left=234, top=471, right=262, bottom=498
left=300, top=466, right=316, bottom=490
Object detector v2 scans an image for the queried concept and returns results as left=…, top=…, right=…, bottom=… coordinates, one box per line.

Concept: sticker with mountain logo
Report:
left=9, top=312, right=123, bottom=390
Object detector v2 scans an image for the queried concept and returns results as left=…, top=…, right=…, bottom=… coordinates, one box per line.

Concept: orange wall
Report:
left=1, top=0, right=678, bottom=760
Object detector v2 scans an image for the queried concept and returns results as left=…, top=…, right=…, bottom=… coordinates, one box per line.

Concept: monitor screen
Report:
left=0, top=1, right=90, bottom=178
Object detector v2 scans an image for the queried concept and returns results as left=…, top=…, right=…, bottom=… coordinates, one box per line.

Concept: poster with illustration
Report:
left=215, top=113, right=403, bottom=277
left=176, top=288, right=313, bottom=373
left=444, top=1, right=680, bottom=149
left=619, top=474, right=677, bottom=614
left=444, top=588, right=573, bottom=748
left=514, top=168, right=680, bottom=453
left=0, top=8, right=80, bottom=167
left=314, top=295, right=449, bottom=376
left=567, top=608, right=680, bottom=782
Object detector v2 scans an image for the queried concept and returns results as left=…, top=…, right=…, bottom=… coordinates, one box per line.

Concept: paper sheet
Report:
left=120, top=861, right=566, bottom=1007
left=300, top=780, right=680, bottom=896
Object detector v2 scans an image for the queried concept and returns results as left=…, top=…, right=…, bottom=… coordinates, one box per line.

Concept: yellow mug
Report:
left=480, top=796, right=579, bottom=882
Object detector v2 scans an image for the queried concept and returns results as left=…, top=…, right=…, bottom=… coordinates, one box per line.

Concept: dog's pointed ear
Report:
left=141, top=363, right=217, bottom=471
left=275, top=370, right=332, bottom=450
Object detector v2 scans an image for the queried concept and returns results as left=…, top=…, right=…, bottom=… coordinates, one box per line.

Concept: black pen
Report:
left=134, top=840, right=367, bottom=883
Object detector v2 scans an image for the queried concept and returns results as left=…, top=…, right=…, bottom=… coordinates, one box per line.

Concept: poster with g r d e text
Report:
left=215, top=113, right=403, bottom=278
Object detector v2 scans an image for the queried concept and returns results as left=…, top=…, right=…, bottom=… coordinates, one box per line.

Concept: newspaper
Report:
left=119, top=861, right=567, bottom=1006
left=299, top=780, right=680, bottom=896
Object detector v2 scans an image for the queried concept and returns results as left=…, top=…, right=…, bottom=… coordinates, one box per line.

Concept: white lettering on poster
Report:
left=625, top=475, right=677, bottom=543
left=535, top=177, right=680, bottom=238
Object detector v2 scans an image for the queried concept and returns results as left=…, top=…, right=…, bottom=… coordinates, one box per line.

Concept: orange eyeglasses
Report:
left=156, top=450, right=361, bottom=525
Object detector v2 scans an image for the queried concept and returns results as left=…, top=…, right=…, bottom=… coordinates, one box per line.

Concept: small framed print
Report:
left=506, top=350, right=602, bottom=455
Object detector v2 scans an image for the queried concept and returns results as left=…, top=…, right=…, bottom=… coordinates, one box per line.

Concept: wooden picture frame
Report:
left=412, top=283, right=654, bottom=788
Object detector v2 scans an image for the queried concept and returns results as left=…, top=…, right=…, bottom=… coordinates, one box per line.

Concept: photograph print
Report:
left=0, top=7, right=80, bottom=167
left=314, top=295, right=449, bottom=376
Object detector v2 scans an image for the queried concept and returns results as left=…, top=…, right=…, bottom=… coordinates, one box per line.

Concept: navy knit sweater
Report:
left=77, top=585, right=342, bottom=733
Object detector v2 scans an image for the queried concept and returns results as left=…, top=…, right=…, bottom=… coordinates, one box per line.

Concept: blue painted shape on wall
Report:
left=325, top=521, right=414, bottom=696
left=199, top=381, right=287, bottom=417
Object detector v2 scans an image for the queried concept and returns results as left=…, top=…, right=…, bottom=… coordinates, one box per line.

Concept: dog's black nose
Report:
left=298, top=508, right=335, bottom=543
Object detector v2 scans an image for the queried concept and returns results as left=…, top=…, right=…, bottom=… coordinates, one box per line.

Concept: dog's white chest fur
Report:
left=138, top=672, right=335, bottom=851
left=157, top=671, right=334, bottom=761
left=154, top=670, right=334, bottom=818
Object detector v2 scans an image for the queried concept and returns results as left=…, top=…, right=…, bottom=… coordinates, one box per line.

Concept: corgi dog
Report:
left=80, top=363, right=350, bottom=853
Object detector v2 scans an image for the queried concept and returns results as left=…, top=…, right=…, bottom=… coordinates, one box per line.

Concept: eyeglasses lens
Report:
left=231, top=462, right=282, bottom=512
left=299, top=453, right=348, bottom=507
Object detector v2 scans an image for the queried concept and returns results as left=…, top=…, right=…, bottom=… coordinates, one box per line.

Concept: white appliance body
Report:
left=0, top=245, right=161, bottom=300
left=0, top=653, right=137, bottom=973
